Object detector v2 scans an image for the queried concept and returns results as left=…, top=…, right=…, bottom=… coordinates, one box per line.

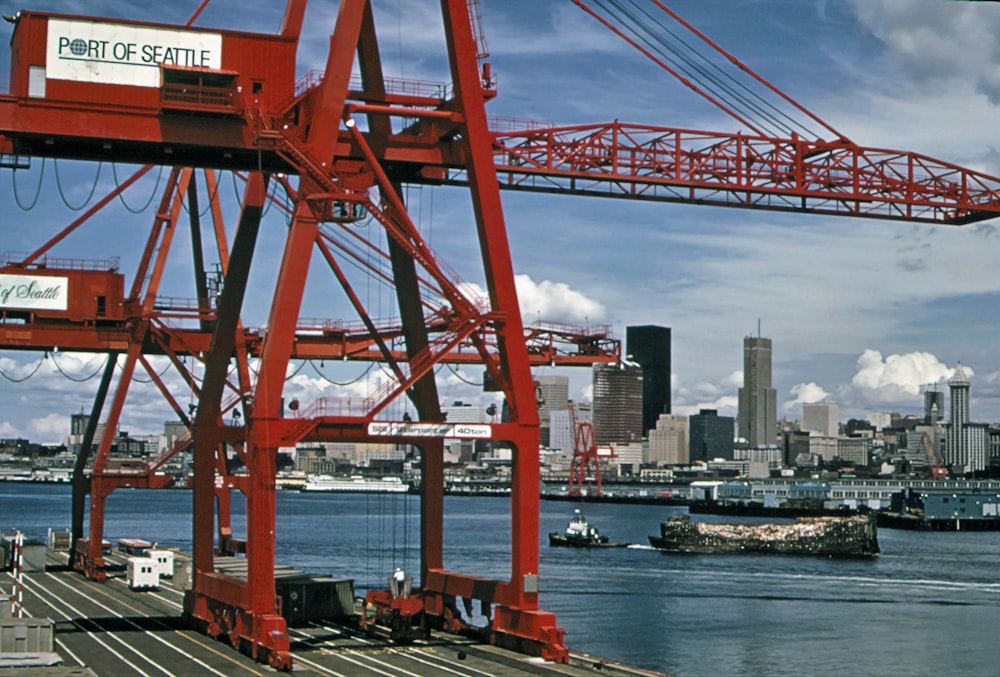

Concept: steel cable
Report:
left=128, top=357, right=174, bottom=384
left=594, top=0, right=821, bottom=139
left=111, top=162, right=163, bottom=213
left=447, top=363, right=483, bottom=387
left=10, top=158, right=45, bottom=210
left=54, top=159, right=102, bottom=211
left=49, top=352, right=109, bottom=383
left=309, top=360, right=374, bottom=386
left=179, top=170, right=222, bottom=218
left=0, top=356, right=45, bottom=383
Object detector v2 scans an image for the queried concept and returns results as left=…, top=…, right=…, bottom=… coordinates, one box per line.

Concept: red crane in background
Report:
left=1, top=0, right=1000, bottom=669
left=566, top=401, right=608, bottom=497
left=918, top=431, right=949, bottom=480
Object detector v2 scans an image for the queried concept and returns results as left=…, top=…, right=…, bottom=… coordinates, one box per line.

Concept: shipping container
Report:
left=0, top=617, right=54, bottom=653
left=274, top=575, right=354, bottom=625
left=20, top=540, right=46, bottom=573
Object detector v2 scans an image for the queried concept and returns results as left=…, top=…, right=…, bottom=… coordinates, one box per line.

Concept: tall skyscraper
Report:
left=945, top=364, right=987, bottom=472
left=625, top=325, right=671, bottom=437
left=737, top=335, right=777, bottom=448
left=592, top=362, right=644, bottom=445
left=535, top=375, right=569, bottom=447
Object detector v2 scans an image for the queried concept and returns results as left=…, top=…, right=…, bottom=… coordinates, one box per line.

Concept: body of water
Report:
left=3, top=483, right=1000, bottom=676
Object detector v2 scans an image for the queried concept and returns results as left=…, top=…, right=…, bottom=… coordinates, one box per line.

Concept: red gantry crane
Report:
left=566, top=401, right=607, bottom=497
left=1, top=0, right=1000, bottom=670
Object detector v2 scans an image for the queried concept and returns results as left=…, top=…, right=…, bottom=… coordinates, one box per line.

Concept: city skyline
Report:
left=1, top=1, right=1000, bottom=441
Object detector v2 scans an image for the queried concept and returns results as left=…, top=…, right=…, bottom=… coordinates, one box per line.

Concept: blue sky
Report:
left=2, top=0, right=1000, bottom=443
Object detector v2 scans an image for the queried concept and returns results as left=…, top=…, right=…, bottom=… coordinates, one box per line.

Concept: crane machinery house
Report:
left=4, top=11, right=296, bottom=166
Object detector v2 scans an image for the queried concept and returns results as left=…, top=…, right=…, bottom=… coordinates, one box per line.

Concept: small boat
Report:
left=548, top=509, right=619, bottom=547
left=648, top=513, right=879, bottom=557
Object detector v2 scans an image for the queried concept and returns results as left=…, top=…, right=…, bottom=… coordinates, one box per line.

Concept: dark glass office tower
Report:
left=626, top=325, right=671, bottom=438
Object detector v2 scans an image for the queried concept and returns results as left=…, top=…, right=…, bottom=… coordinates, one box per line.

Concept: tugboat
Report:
left=548, top=509, right=619, bottom=547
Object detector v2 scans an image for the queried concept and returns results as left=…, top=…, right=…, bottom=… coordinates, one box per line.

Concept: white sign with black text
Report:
left=0, top=274, right=69, bottom=311
left=367, top=422, right=493, bottom=439
left=47, top=18, right=223, bottom=88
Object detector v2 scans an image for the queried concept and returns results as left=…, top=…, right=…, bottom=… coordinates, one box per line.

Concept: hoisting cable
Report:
left=589, top=0, right=814, bottom=139
left=180, top=169, right=221, bottom=217
left=0, top=355, right=45, bottom=383
left=365, top=493, right=373, bottom=591
left=579, top=0, right=770, bottom=137
left=11, top=157, right=45, bottom=211
left=390, top=489, right=399, bottom=573
left=579, top=0, right=846, bottom=141
left=648, top=0, right=849, bottom=142
left=606, top=0, right=820, bottom=139
left=54, top=159, right=102, bottom=211
left=128, top=357, right=174, bottom=383
left=447, top=363, right=483, bottom=387
left=111, top=162, right=163, bottom=213
left=49, top=353, right=109, bottom=383
left=309, top=360, right=375, bottom=386
left=285, top=359, right=307, bottom=381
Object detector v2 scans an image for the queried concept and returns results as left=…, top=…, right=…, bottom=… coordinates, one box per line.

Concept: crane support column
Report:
left=438, top=0, right=566, bottom=661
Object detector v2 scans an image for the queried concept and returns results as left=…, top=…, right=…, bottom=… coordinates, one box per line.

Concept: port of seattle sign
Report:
left=47, top=18, right=223, bottom=88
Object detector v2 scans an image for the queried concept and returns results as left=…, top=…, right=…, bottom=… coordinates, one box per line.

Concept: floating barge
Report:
left=649, top=514, right=879, bottom=557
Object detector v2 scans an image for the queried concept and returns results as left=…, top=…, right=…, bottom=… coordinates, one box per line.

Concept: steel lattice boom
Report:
left=488, top=123, right=1000, bottom=224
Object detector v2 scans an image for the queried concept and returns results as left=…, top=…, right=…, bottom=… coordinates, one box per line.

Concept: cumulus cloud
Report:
left=783, top=382, right=831, bottom=412
left=515, top=275, right=606, bottom=325
left=850, top=349, right=959, bottom=399
left=28, top=413, right=71, bottom=441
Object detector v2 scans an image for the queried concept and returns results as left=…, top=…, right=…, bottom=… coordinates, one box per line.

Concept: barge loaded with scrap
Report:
left=649, top=514, right=879, bottom=557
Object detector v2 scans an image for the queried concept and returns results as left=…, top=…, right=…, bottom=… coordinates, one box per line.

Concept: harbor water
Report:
left=4, top=482, right=1000, bottom=676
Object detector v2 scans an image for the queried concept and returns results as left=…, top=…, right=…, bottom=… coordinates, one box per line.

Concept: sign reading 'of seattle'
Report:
left=0, top=274, right=68, bottom=311
left=46, top=18, right=223, bottom=88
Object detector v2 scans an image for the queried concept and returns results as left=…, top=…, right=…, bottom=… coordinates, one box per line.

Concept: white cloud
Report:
left=28, top=413, right=70, bottom=441
left=849, top=349, right=958, bottom=399
left=515, top=274, right=606, bottom=325
left=783, top=383, right=831, bottom=412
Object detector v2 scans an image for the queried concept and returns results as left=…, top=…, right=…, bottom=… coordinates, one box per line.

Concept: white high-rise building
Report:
left=647, top=414, right=689, bottom=466
left=536, top=375, right=570, bottom=447
left=802, top=402, right=838, bottom=437
left=943, top=364, right=989, bottom=473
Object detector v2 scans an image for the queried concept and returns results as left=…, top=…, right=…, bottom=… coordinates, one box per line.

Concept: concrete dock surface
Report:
left=2, top=547, right=669, bottom=676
